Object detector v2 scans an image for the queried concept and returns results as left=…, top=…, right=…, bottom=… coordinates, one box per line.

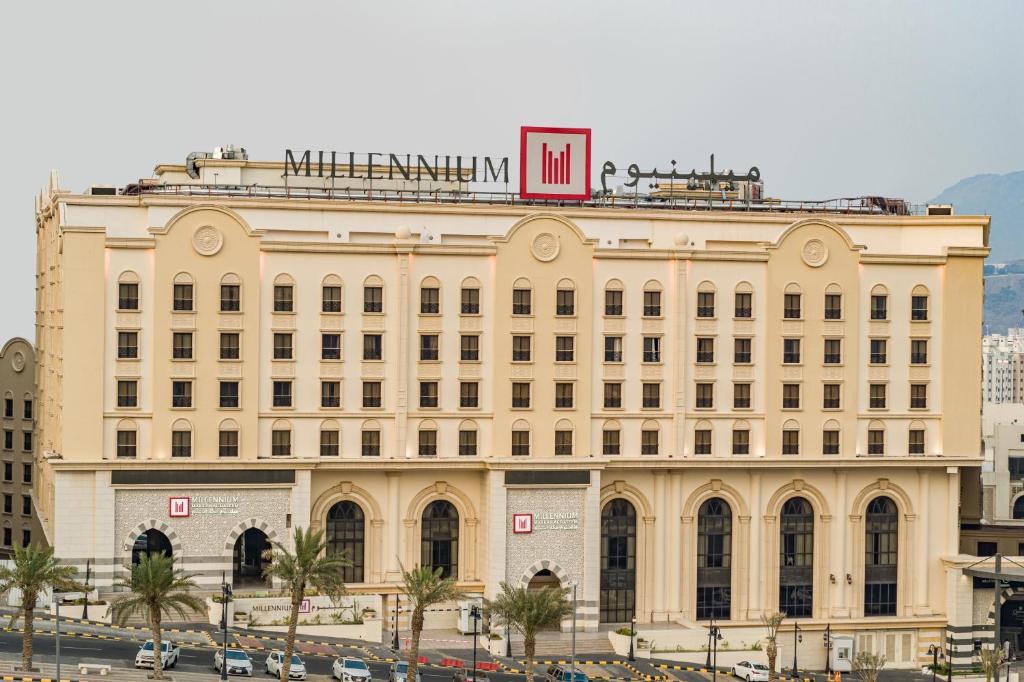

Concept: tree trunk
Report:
left=407, top=608, right=425, bottom=682
left=151, top=611, right=164, bottom=680
left=767, top=640, right=777, bottom=682
left=524, top=635, right=536, bottom=682
left=21, top=602, right=34, bottom=671
left=281, top=587, right=303, bottom=682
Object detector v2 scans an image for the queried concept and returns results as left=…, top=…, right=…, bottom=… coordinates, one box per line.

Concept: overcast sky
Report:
left=1, top=0, right=1021, bottom=340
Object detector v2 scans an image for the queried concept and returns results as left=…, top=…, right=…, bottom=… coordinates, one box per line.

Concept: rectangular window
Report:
left=460, top=381, right=479, bottom=408
left=824, top=293, right=842, bottom=319
left=3, top=399, right=10, bottom=418
left=22, top=432, right=31, bottom=452
left=512, top=382, right=531, bottom=409
left=511, top=430, right=530, bottom=456
left=783, top=338, right=801, bottom=364
left=697, top=291, right=715, bottom=318
left=362, top=381, right=382, bottom=408
left=556, top=289, right=575, bottom=316
left=3, top=462, right=10, bottom=481
left=361, top=430, right=380, bottom=457
left=512, top=288, right=532, bottom=315
left=695, top=429, right=712, bottom=455
left=604, top=382, right=622, bottom=409
left=782, top=383, right=800, bottom=409
left=823, top=383, right=841, bottom=409
left=173, top=283, right=193, bottom=311
left=419, top=381, right=439, bottom=408
left=460, top=335, right=480, bottom=361
left=220, top=332, right=240, bottom=360
left=642, top=429, right=659, bottom=455
left=2, top=494, right=10, bottom=513
left=909, top=429, right=925, bottom=455
left=459, top=429, right=478, bottom=456
left=219, top=381, right=239, bottom=408
left=172, top=380, right=192, bottom=408
left=321, top=381, right=341, bottom=408
left=782, top=429, right=800, bottom=455
left=21, top=400, right=30, bottom=420
left=363, top=286, right=383, bottom=313
left=22, top=463, right=30, bottom=484
left=171, top=430, right=192, bottom=458
left=870, top=339, right=887, bottom=364
left=642, top=383, right=661, bottom=409
left=2, top=429, right=10, bottom=449
left=602, top=429, right=621, bottom=455
left=172, top=332, right=193, bottom=359
left=643, top=336, right=661, bottom=363
left=822, top=429, right=840, bottom=455
left=604, top=336, right=623, bottom=362
left=21, top=496, right=31, bottom=516
left=461, top=287, right=480, bottom=315
left=732, top=429, right=750, bottom=455
left=512, top=335, right=532, bottom=362
left=871, top=294, right=888, bottom=320
left=117, top=380, right=138, bottom=408
left=321, top=333, right=341, bottom=360
left=823, top=339, right=841, bottom=364
left=555, top=336, right=575, bottom=362
left=644, top=290, right=662, bottom=317
left=696, top=383, right=714, bottom=409
left=321, top=285, right=341, bottom=313
left=912, top=295, right=929, bottom=321
left=320, top=429, right=339, bottom=457
left=221, top=284, right=241, bottom=312
left=734, top=292, right=752, bottom=318
left=868, top=429, right=885, bottom=455
left=784, top=293, right=802, bottom=319
left=734, top=338, right=752, bottom=364
left=696, top=337, right=715, bottom=364
left=273, top=285, right=294, bottom=312
left=733, top=383, right=751, bottom=409
left=363, top=334, right=383, bottom=361
left=420, top=287, right=440, bottom=314
left=117, top=331, right=138, bottom=359
left=418, top=430, right=437, bottom=457
left=218, top=430, right=239, bottom=458
left=605, top=289, right=623, bottom=316
left=118, top=282, right=139, bottom=310
left=870, top=383, right=887, bottom=409
left=271, top=429, right=291, bottom=457
left=911, top=339, right=928, bottom=365
left=273, top=333, right=293, bottom=360
left=116, top=430, right=137, bottom=458
left=555, top=383, right=574, bottom=408
left=555, top=430, right=573, bottom=456
left=273, top=380, right=293, bottom=408
left=420, top=334, right=439, bottom=361
left=910, top=383, right=928, bottom=409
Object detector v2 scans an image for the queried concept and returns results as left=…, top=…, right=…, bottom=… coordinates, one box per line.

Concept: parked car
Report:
left=732, top=661, right=769, bottom=682
left=389, top=661, right=422, bottom=682
left=545, top=665, right=589, bottom=682
left=265, top=651, right=307, bottom=680
left=135, top=640, right=180, bottom=669
left=453, top=671, right=489, bottom=682
left=216, top=648, right=254, bottom=676
left=333, top=657, right=372, bottom=682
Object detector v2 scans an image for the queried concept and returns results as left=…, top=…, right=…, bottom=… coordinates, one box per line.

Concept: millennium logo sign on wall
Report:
left=519, top=126, right=592, bottom=200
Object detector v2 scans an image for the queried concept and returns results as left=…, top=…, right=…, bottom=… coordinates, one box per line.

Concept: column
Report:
left=832, top=470, right=847, bottom=618
left=666, top=470, right=683, bottom=615
left=737, top=515, right=751, bottom=620
left=385, top=472, right=402, bottom=580
left=642, top=516, right=656, bottom=622
left=653, top=470, right=667, bottom=619
left=485, top=470, right=507, bottom=598
left=747, top=472, right=763, bottom=619
left=396, top=250, right=410, bottom=458
left=679, top=515, right=694, bottom=621
left=915, top=469, right=931, bottom=614
left=583, top=469, right=602, bottom=631
left=370, top=519, right=385, bottom=583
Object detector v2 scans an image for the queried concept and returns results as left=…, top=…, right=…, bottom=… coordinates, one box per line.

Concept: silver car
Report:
left=216, top=648, right=254, bottom=676
left=389, top=661, right=422, bottom=682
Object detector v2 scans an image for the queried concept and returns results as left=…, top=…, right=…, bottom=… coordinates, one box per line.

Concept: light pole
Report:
left=81, top=559, right=91, bottom=621
left=823, top=624, right=832, bottom=676
left=712, top=623, right=723, bottom=682
left=791, top=624, right=802, bottom=680
left=470, top=606, right=481, bottom=680
left=392, top=594, right=400, bottom=651
left=706, top=616, right=715, bottom=669
left=55, top=594, right=61, bottom=682
left=505, top=622, right=512, bottom=658
left=628, top=617, right=637, bottom=662
left=570, top=583, right=577, bottom=676
left=928, top=645, right=939, bottom=682
left=220, top=580, right=232, bottom=682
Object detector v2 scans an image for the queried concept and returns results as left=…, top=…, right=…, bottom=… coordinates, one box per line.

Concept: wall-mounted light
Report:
left=829, top=574, right=836, bottom=584
left=846, top=574, right=852, bottom=585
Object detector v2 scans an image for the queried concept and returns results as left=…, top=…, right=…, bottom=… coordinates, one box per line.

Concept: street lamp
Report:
left=928, top=645, right=939, bottom=682
left=81, top=559, right=91, bottom=621
left=470, top=606, right=482, bottom=681
left=220, top=580, right=233, bottom=682
left=392, top=594, right=401, bottom=651
left=628, top=617, right=637, bottom=662
left=705, top=617, right=723, bottom=682
left=823, top=624, right=832, bottom=676
left=791, top=624, right=802, bottom=680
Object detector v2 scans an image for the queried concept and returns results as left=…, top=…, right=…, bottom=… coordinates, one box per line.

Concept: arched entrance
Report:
left=132, top=529, right=173, bottom=565
left=233, top=528, right=271, bottom=586
left=527, top=569, right=561, bottom=590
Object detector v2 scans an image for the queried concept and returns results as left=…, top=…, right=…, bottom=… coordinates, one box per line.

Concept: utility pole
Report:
left=81, top=560, right=91, bottom=621
left=55, top=597, right=61, bottom=682
left=791, top=624, right=802, bottom=680
left=570, top=583, right=577, bottom=677
left=996, top=554, right=1003, bottom=682
left=824, top=624, right=832, bottom=676
left=220, top=580, right=232, bottom=682
left=470, top=606, right=481, bottom=681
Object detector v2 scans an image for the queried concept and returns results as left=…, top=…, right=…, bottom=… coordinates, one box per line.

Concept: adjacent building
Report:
left=33, top=148, right=988, bottom=667
left=1, top=337, right=43, bottom=557
left=982, top=330, right=1024, bottom=404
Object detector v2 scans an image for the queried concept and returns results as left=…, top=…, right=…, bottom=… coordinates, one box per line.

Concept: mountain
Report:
left=929, top=170, right=1024, bottom=261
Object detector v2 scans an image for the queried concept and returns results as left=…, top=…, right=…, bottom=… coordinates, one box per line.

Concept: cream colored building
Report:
left=34, top=150, right=988, bottom=667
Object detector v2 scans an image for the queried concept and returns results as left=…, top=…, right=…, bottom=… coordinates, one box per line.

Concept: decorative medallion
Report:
left=802, top=238, right=828, bottom=267
left=192, top=225, right=223, bottom=256
left=11, top=351, right=25, bottom=373
left=531, top=232, right=559, bottom=262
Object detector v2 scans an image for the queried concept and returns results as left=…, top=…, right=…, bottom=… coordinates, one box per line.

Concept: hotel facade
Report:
left=34, top=147, right=987, bottom=666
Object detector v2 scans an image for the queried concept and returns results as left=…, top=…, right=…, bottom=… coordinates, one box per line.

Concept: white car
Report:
left=216, top=648, right=254, bottom=676
left=333, top=656, right=372, bottom=682
left=265, top=651, right=307, bottom=680
left=732, top=661, right=769, bottom=682
left=135, top=640, right=180, bottom=669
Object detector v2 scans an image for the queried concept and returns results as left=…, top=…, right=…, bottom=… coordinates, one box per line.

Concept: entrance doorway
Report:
left=527, top=569, right=563, bottom=631
left=233, top=528, right=272, bottom=586
left=1001, top=595, right=1024, bottom=655
left=132, top=529, right=173, bottom=565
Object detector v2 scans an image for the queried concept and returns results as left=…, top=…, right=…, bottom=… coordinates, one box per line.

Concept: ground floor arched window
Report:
left=864, top=496, right=898, bottom=616
left=421, top=501, right=459, bottom=579
left=600, top=498, right=636, bottom=623
left=132, top=529, right=172, bottom=565
left=327, top=501, right=365, bottom=583
left=779, top=497, right=814, bottom=617
left=697, top=497, right=732, bottom=620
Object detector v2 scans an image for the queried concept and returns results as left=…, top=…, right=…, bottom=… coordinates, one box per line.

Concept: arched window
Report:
left=864, top=496, right=898, bottom=616
left=461, top=277, right=481, bottom=315
left=511, top=419, right=531, bottom=456
left=782, top=419, right=800, bottom=456
left=696, top=281, right=716, bottom=318
left=783, top=283, right=803, bottom=319
left=870, top=284, right=889, bottom=321
left=694, top=420, right=713, bottom=456
left=420, top=276, right=441, bottom=315
left=171, top=419, right=192, bottom=458
left=320, top=419, right=340, bottom=457
left=824, top=283, right=843, bottom=320
left=418, top=419, right=438, bottom=457
left=554, top=418, right=574, bottom=456
left=822, top=419, right=840, bottom=455
left=602, top=419, right=621, bottom=456
left=116, top=419, right=137, bottom=459
left=458, top=420, right=478, bottom=457
left=556, top=278, right=576, bottom=316
left=220, top=273, right=241, bottom=312
left=1014, top=497, right=1024, bottom=520
left=911, top=285, right=929, bottom=321
left=219, top=418, right=240, bottom=458
left=361, top=419, right=381, bottom=457
left=273, top=274, right=295, bottom=313
left=118, top=271, right=140, bottom=310
left=604, top=279, right=624, bottom=316
left=363, top=275, right=384, bottom=313
left=421, top=501, right=459, bottom=579
left=600, top=499, right=636, bottom=623
left=641, top=420, right=660, bottom=456
left=132, top=529, right=172, bottom=565
left=322, top=274, right=343, bottom=314
left=643, top=280, right=663, bottom=317
left=327, top=501, right=365, bottom=583
left=734, top=282, right=753, bottom=318
left=779, top=497, right=814, bottom=617
left=512, top=278, right=533, bottom=316
left=271, top=419, right=291, bottom=457
left=173, top=272, right=194, bottom=312
left=697, top=498, right=732, bottom=619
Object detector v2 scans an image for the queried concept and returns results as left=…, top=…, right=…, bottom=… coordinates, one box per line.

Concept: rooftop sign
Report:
left=283, top=150, right=509, bottom=184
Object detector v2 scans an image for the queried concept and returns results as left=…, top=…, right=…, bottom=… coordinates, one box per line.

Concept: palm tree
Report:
left=760, top=611, right=786, bottom=682
left=401, top=565, right=465, bottom=682
left=110, top=552, right=204, bottom=680
left=262, top=526, right=349, bottom=682
left=486, top=582, right=572, bottom=682
left=0, top=544, right=83, bottom=672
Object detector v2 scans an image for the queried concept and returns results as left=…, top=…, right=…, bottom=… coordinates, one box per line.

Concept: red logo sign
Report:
left=512, top=513, right=534, bottom=534
left=168, top=497, right=190, bottom=518
left=520, top=127, right=591, bottom=200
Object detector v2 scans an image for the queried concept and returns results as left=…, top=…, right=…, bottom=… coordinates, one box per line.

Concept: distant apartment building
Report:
left=0, top=338, right=43, bottom=557
left=983, top=329, right=1024, bottom=403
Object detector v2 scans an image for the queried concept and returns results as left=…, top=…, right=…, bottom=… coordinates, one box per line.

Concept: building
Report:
left=1, top=337, right=43, bottom=557
left=982, top=330, right=1024, bottom=404
left=33, top=147, right=988, bottom=668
